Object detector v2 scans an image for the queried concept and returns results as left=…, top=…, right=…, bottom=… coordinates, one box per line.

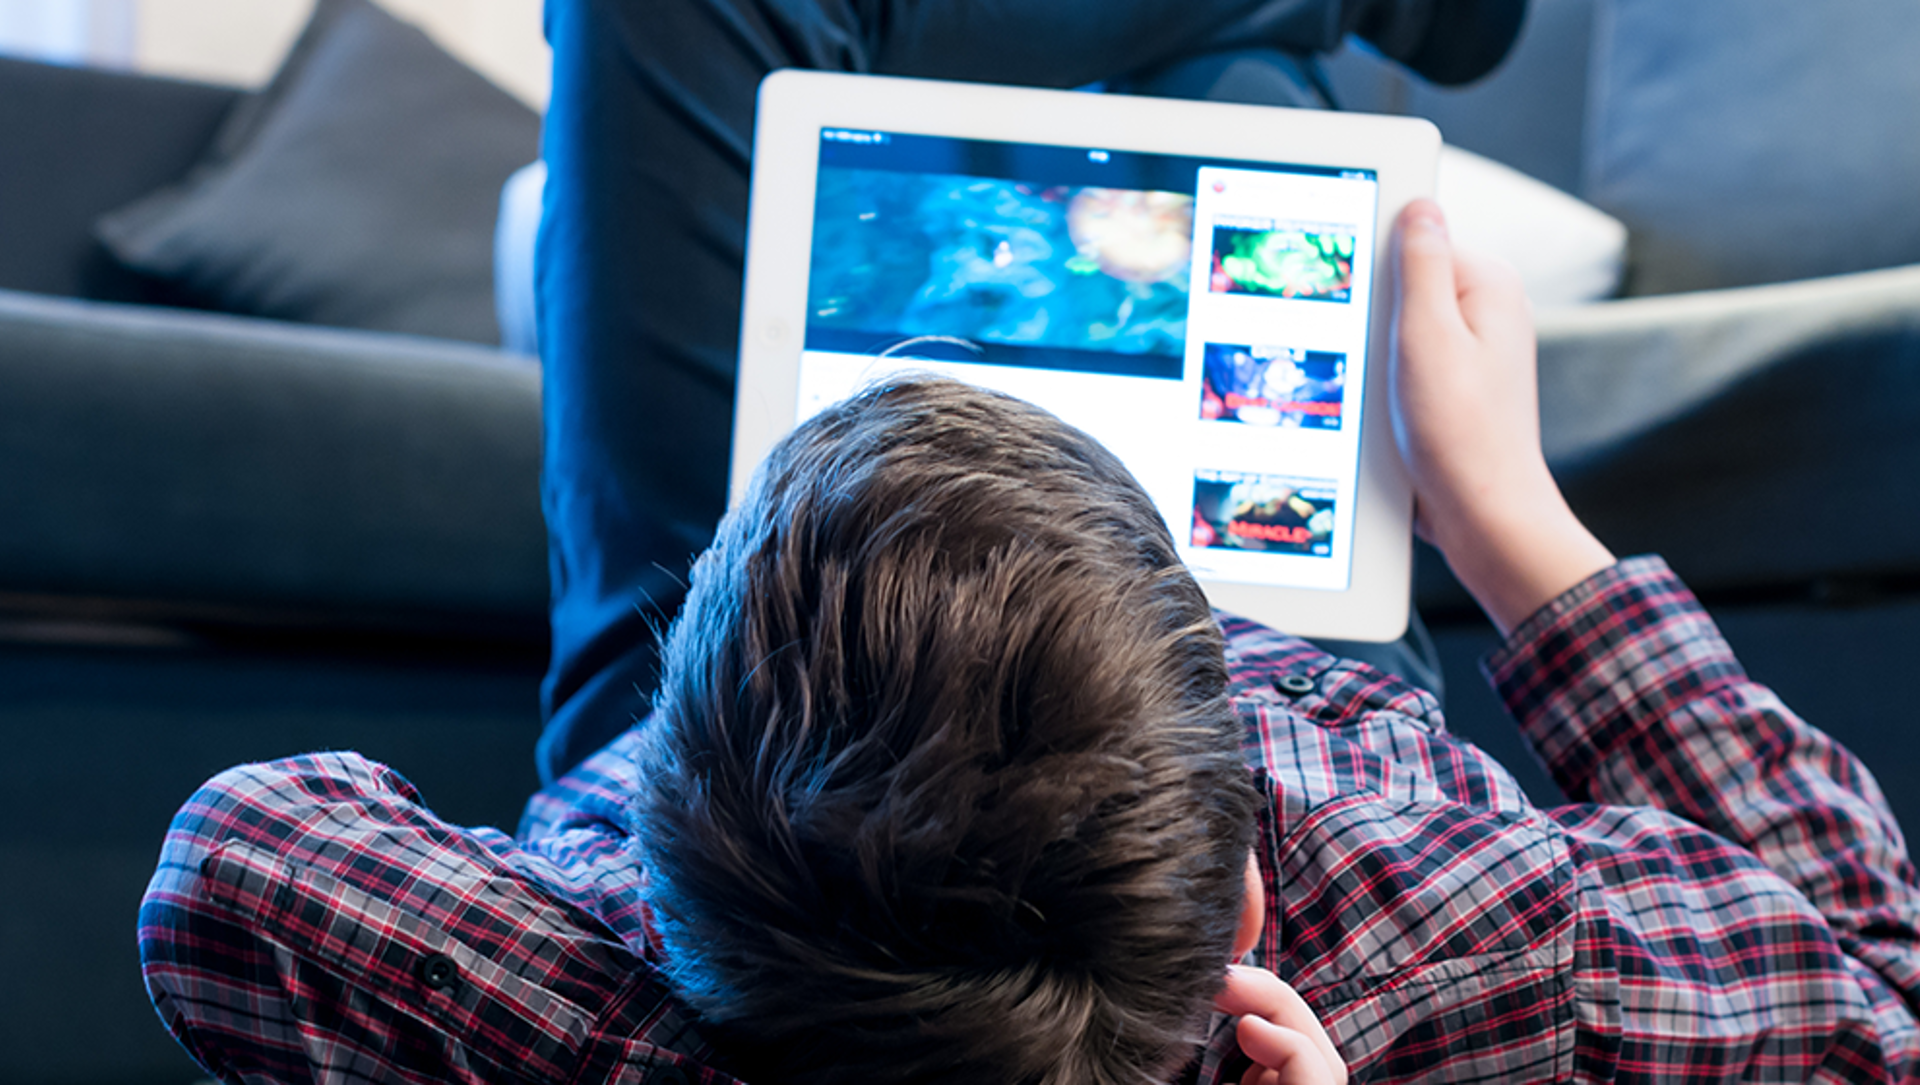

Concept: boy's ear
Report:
left=1233, top=851, right=1264, bottom=961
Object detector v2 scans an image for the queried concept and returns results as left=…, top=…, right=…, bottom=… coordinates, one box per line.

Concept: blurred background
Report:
left=0, top=0, right=548, bottom=105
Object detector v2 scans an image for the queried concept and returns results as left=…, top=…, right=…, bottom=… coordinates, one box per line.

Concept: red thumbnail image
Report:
left=1190, top=470, right=1336, bottom=557
left=1198, top=343, right=1345, bottom=429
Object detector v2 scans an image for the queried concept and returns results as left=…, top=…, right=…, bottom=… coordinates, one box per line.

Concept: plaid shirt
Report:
left=141, top=556, right=1920, bottom=1084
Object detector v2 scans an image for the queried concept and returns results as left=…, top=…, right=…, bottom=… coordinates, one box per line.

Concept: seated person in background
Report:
left=140, top=202, right=1920, bottom=1085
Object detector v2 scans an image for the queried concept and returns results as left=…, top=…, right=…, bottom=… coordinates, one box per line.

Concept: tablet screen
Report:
left=794, top=127, right=1380, bottom=593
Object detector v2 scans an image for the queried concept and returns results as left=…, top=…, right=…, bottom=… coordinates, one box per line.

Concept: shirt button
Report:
left=1274, top=673, right=1316, bottom=697
left=418, top=953, right=459, bottom=991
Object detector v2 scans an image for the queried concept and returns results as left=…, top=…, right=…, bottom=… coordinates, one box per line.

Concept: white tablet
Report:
left=731, top=70, right=1438, bottom=642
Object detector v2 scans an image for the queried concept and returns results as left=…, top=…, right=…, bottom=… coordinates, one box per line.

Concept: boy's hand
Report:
left=1215, top=964, right=1346, bottom=1085
left=1388, top=199, right=1614, bottom=635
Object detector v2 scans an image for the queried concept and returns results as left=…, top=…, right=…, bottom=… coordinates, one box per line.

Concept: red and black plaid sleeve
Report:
left=1210, top=557, right=1920, bottom=1084
left=138, top=747, right=741, bottom=1084
left=1494, top=555, right=1920, bottom=1082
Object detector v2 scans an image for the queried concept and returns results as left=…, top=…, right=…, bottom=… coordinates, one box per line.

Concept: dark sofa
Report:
left=0, top=56, right=547, bottom=1085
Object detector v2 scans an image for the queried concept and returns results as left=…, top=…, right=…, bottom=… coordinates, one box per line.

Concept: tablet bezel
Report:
left=732, top=70, right=1438, bottom=642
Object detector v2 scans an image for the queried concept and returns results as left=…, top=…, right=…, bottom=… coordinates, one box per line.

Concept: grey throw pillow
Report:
left=96, top=0, right=540, bottom=344
left=1585, top=0, right=1920, bottom=296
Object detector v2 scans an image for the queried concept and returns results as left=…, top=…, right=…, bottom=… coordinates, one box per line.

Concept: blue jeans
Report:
left=534, top=0, right=1444, bottom=783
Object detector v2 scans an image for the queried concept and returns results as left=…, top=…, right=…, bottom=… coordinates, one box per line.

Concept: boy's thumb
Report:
left=1392, top=199, right=1459, bottom=332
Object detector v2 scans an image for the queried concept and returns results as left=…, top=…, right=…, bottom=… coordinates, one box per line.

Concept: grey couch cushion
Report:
left=1542, top=265, right=1920, bottom=593
left=1413, top=263, right=1920, bottom=611
left=494, top=160, right=545, bottom=358
left=95, top=0, right=539, bottom=344
left=1585, top=0, right=1920, bottom=295
left=0, top=288, right=546, bottom=630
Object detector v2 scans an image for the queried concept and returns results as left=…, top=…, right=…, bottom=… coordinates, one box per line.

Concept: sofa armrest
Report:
left=0, top=289, right=546, bottom=636
left=1542, top=265, right=1920, bottom=596
left=1535, top=265, right=1920, bottom=464
left=1414, top=263, right=1920, bottom=613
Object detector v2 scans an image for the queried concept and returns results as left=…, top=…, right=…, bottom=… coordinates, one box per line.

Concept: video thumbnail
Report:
left=1190, top=471, right=1337, bottom=556
left=1199, top=344, right=1345, bottom=429
left=1208, top=220, right=1354, bottom=302
left=807, top=168, right=1196, bottom=370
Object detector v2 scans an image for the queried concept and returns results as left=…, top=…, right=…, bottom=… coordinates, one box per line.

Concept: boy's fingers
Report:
left=1236, top=1017, right=1342, bottom=1085
left=1214, top=965, right=1317, bottom=1034
left=1216, top=966, right=1345, bottom=1085
left=1452, top=248, right=1530, bottom=341
left=1392, top=198, right=1463, bottom=336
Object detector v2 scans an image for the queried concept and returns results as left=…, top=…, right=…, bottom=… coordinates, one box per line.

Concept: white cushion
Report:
left=493, top=158, right=544, bottom=357
left=1436, top=144, right=1626, bottom=308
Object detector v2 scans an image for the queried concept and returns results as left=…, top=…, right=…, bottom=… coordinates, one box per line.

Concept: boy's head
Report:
left=631, top=378, right=1259, bottom=1084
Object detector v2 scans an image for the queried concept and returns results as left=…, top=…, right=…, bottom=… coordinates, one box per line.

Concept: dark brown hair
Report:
left=631, top=377, right=1258, bottom=1084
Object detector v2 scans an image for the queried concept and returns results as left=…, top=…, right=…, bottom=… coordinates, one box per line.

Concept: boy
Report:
left=140, top=204, right=1920, bottom=1084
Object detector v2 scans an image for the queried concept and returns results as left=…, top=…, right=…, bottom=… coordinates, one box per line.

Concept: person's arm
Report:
left=1390, top=196, right=1919, bottom=914
left=1497, top=554, right=1920, bottom=933
left=1485, top=555, right=1920, bottom=1080
left=1390, top=200, right=1920, bottom=1074
left=138, top=753, right=697, bottom=1085
left=1387, top=199, right=1615, bottom=637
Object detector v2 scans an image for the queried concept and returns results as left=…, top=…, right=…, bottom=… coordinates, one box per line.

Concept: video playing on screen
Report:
left=807, top=169, right=1197, bottom=379
left=1198, top=343, right=1345, bottom=429
left=1190, top=470, right=1337, bottom=556
left=1208, top=219, right=1355, bottom=302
